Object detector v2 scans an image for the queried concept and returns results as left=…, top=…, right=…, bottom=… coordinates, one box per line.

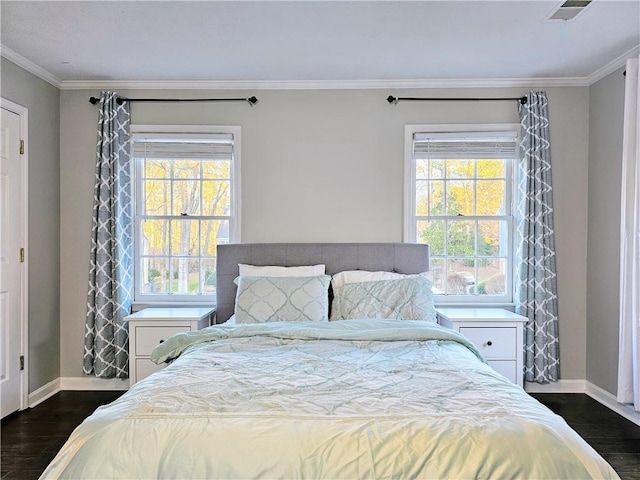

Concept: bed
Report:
left=41, top=243, right=619, bottom=479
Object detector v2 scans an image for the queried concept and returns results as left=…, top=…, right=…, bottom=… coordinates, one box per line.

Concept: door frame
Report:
left=1, top=97, right=29, bottom=411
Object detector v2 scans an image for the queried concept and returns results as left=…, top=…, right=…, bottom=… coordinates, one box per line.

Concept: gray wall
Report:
left=60, top=86, right=590, bottom=380
left=586, top=66, right=626, bottom=395
left=1, top=58, right=60, bottom=392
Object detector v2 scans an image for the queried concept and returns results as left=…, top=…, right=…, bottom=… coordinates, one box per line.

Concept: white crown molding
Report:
left=0, top=44, right=61, bottom=88
left=588, top=45, right=640, bottom=85
left=59, top=76, right=591, bottom=91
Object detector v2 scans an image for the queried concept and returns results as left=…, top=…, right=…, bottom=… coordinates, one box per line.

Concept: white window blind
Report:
left=132, top=133, right=234, bottom=160
left=413, top=131, right=518, bottom=160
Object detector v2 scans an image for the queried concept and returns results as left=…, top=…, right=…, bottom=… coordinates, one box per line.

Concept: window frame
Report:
left=404, top=123, right=518, bottom=306
left=131, top=124, right=241, bottom=305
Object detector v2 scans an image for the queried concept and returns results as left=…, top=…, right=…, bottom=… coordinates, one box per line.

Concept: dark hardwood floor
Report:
left=531, top=393, right=640, bottom=479
left=1, top=391, right=124, bottom=480
left=1, top=391, right=638, bottom=479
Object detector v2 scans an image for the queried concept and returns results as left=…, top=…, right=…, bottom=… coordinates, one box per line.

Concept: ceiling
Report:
left=1, top=1, right=639, bottom=87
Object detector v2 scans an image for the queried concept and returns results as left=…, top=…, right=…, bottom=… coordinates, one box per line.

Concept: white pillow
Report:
left=331, top=270, right=416, bottom=290
left=238, top=264, right=325, bottom=277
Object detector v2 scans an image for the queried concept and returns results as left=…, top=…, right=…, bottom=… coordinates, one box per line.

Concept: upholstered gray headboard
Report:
left=215, top=243, right=429, bottom=323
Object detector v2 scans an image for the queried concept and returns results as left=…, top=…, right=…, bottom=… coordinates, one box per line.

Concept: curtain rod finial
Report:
left=247, top=96, right=258, bottom=106
left=519, top=96, right=528, bottom=105
left=89, top=96, right=100, bottom=105
left=387, top=95, right=398, bottom=105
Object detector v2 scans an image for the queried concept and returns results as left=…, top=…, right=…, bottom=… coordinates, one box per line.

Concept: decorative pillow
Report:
left=331, top=270, right=415, bottom=290
left=238, top=264, right=325, bottom=277
left=235, top=275, right=330, bottom=323
left=330, top=275, right=436, bottom=322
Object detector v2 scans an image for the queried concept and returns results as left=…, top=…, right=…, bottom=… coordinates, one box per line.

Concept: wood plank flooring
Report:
left=1, top=391, right=639, bottom=479
left=531, top=393, right=640, bottom=479
left=1, top=391, right=123, bottom=480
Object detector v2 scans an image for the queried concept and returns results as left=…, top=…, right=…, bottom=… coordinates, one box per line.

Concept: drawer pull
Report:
left=458, top=327, right=515, bottom=358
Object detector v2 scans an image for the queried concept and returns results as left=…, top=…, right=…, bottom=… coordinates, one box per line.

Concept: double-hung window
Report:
left=132, top=126, right=241, bottom=303
left=405, top=124, right=517, bottom=304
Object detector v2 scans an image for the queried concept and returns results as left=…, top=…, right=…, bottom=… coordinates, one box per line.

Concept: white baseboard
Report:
left=59, top=376, right=130, bottom=391
left=524, top=379, right=586, bottom=393
left=585, top=381, right=640, bottom=427
left=27, top=377, right=128, bottom=409
left=28, top=378, right=61, bottom=408
left=524, top=379, right=640, bottom=426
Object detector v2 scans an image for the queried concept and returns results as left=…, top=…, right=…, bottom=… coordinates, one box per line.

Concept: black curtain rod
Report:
left=89, top=96, right=258, bottom=106
left=387, top=95, right=527, bottom=105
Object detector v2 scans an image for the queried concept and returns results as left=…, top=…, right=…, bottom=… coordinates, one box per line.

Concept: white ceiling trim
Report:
left=0, top=45, right=61, bottom=88
left=60, top=77, right=590, bottom=91
left=587, top=45, right=640, bottom=85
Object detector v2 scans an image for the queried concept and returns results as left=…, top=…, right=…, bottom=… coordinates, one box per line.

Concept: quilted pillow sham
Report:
left=330, top=275, right=436, bottom=322
left=234, top=275, right=331, bottom=323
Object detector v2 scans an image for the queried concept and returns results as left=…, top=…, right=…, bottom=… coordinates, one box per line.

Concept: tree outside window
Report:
left=132, top=129, right=240, bottom=302
left=407, top=126, right=517, bottom=303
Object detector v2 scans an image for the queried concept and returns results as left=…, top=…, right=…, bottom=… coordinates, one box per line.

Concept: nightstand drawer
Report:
left=459, top=327, right=516, bottom=359
left=135, top=326, right=190, bottom=355
left=125, top=307, right=215, bottom=386
left=436, top=308, right=526, bottom=387
left=135, top=358, right=166, bottom=380
left=488, top=360, right=517, bottom=383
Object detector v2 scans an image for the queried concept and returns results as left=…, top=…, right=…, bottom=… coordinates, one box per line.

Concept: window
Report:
left=132, top=126, right=240, bottom=303
left=405, top=125, right=517, bottom=304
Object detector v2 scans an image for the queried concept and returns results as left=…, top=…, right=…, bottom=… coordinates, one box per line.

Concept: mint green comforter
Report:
left=41, top=319, right=619, bottom=479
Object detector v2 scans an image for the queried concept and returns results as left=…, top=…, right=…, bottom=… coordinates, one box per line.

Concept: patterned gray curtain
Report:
left=83, top=91, right=133, bottom=378
left=516, top=91, right=560, bottom=384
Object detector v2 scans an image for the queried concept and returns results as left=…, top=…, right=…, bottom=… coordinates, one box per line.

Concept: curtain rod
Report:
left=89, top=96, right=258, bottom=106
left=387, top=95, right=527, bottom=105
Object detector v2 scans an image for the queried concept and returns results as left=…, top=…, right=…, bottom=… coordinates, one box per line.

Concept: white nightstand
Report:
left=436, top=308, right=527, bottom=387
left=124, top=307, right=215, bottom=385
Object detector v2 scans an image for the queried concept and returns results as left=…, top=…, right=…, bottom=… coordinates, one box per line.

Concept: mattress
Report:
left=41, top=319, right=618, bottom=479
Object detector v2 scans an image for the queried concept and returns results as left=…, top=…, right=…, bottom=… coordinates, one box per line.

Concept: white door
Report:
left=0, top=107, right=24, bottom=418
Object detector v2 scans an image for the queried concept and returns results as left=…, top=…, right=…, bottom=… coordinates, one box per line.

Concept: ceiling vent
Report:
left=547, top=0, right=592, bottom=22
